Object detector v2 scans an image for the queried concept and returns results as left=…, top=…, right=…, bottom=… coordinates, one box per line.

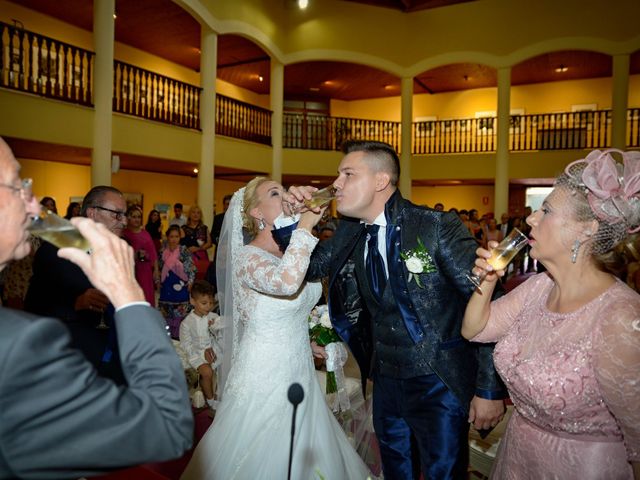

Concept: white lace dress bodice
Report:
left=182, top=230, right=372, bottom=479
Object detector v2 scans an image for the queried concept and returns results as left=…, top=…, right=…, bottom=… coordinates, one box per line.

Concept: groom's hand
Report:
left=468, top=396, right=505, bottom=431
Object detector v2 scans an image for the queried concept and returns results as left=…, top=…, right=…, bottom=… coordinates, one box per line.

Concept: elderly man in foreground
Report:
left=0, top=137, right=193, bottom=479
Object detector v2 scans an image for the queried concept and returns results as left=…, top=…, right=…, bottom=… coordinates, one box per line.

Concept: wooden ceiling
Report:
left=342, top=0, right=475, bottom=13
left=6, top=0, right=639, bottom=183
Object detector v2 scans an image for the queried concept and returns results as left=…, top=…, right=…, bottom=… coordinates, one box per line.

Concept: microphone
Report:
left=287, top=383, right=304, bottom=480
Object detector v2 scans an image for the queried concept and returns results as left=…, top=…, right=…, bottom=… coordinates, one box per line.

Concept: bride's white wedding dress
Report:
left=181, top=229, right=372, bottom=479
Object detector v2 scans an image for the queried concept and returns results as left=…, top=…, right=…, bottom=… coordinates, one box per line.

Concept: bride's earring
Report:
left=258, top=218, right=266, bottom=231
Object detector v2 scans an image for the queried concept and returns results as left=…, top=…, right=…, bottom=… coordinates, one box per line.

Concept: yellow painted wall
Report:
left=17, top=156, right=245, bottom=225
left=331, top=76, right=640, bottom=122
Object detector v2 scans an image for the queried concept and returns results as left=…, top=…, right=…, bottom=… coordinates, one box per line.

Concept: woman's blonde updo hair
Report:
left=242, top=176, right=270, bottom=239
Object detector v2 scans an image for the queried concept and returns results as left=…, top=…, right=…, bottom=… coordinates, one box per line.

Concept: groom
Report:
left=294, top=140, right=506, bottom=479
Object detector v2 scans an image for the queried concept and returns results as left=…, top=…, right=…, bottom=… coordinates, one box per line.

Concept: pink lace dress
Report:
left=473, top=273, right=640, bottom=479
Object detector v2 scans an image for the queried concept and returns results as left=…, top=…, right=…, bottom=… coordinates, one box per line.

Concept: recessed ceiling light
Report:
left=298, top=0, right=309, bottom=9
left=113, top=12, right=117, bottom=19
left=193, top=168, right=199, bottom=174
left=258, top=75, right=264, bottom=82
left=310, top=180, right=322, bottom=184
left=309, top=87, right=320, bottom=92
left=555, top=65, right=568, bottom=73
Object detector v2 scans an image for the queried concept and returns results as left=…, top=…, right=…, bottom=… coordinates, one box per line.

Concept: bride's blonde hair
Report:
left=242, top=176, right=270, bottom=238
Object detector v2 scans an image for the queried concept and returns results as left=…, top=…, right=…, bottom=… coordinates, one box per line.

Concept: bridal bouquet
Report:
left=309, top=305, right=339, bottom=394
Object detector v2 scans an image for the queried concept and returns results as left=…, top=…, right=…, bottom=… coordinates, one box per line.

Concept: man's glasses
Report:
left=92, top=205, right=126, bottom=221
left=0, top=178, right=33, bottom=202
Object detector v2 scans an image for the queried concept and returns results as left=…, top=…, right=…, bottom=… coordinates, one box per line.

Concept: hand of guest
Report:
left=311, top=341, right=328, bottom=359
left=58, top=217, right=145, bottom=308
left=188, top=246, right=199, bottom=253
left=74, top=288, right=109, bottom=313
left=468, top=396, right=506, bottom=431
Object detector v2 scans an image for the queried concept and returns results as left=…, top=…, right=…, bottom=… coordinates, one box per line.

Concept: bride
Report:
left=181, top=177, right=372, bottom=479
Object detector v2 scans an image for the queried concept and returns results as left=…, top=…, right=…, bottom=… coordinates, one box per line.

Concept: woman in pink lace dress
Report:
left=462, top=149, right=640, bottom=479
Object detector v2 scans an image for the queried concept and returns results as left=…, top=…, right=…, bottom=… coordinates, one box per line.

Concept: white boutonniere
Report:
left=400, top=237, right=436, bottom=288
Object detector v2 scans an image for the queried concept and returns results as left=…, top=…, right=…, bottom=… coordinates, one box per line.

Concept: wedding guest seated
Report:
left=0, top=137, right=192, bottom=479
left=462, top=149, right=640, bottom=479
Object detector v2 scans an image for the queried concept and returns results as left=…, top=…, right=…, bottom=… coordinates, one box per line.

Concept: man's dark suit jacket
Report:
left=307, top=191, right=505, bottom=409
left=24, top=242, right=125, bottom=383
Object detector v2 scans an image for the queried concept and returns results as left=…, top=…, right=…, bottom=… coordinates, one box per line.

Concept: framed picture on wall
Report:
left=123, top=192, right=143, bottom=211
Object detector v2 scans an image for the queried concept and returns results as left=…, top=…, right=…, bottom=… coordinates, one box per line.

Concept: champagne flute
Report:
left=96, top=310, right=109, bottom=330
left=287, top=185, right=337, bottom=216
left=28, top=209, right=90, bottom=251
left=466, top=228, right=529, bottom=292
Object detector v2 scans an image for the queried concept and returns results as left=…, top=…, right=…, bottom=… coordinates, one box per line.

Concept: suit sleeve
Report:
left=0, top=306, right=193, bottom=479
left=435, top=213, right=507, bottom=400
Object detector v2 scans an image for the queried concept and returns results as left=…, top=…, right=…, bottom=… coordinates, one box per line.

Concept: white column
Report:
left=611, top=54, right=630, bottom=150
left=91, top=0, right=115, bottom=186
left=399, top=76, right=413, bottom=200
left=198, top=26, right=217, bottom=227
left=494, top=67, right=511, bottom=217
left=270, top=60, right=284, bottom=183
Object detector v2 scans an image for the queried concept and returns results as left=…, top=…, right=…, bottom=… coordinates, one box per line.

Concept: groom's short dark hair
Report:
left=340, top=140, right=400, bottom=186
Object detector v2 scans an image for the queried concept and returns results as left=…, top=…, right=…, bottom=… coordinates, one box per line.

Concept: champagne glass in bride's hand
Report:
left=466, top=228, right=529, bottom=292
left=28, top=209, right=90, bottom=251
left=287, top=185, right=337, bottom=216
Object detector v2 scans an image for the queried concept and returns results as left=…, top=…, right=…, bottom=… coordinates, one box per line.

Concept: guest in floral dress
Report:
left=462, top=149, right=640, bottom=479
left=159, top=225, right=196, bottom=339
left=122, top=206, right=159, bottom=306
left=181, top=205, right=212, bottom=281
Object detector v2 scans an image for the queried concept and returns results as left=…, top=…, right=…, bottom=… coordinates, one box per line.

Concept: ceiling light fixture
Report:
left=193, top=168, right=199, bottom=174
left=555, top=65, right=568, bottom=73
left=298, top=0, right=309, bottom=9
left=309, top=87, right=320, bottom=92
left=113, top=12, right=117, bottom=19
left=258, top=75, right=264, bottom=82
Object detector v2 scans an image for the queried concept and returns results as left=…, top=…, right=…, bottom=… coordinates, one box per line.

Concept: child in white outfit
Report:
left=179, top=280, right=222, bottom=412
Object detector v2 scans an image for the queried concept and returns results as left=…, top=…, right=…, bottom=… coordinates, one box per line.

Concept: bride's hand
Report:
left=298, top=206, right=327, bottom=233
left=311, top=341, right=328, bottom=359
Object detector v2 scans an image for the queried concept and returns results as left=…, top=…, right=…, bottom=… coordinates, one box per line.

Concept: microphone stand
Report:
left=287, top=382, right=304, bottom=480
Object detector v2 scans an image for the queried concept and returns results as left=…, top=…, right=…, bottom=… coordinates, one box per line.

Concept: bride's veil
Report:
left=215, top=187, right=245, bottom=400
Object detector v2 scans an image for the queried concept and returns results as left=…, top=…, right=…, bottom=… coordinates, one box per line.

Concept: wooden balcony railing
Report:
left=283, top=114, right=401, bottom=151
left=216, top=94, right=271, bottom=145
left=413, top=117, right=495, bottom=154
left=113, top=60, right=201, bottom=129
left=0, top=21, right=93, bottom=106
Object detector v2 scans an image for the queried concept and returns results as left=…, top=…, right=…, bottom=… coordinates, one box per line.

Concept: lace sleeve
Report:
left=472, top=274, right=549, bottom=343
left=592, top=296, right=640, bottom=462
left=239, top=229, right=318, bottom=297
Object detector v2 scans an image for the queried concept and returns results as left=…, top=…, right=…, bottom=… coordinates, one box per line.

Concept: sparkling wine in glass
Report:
left=28, top=209, right=90, bottom=251
left=303, top=185, right=337, bottom=210
left=466, top=228, right=529, bottom=292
